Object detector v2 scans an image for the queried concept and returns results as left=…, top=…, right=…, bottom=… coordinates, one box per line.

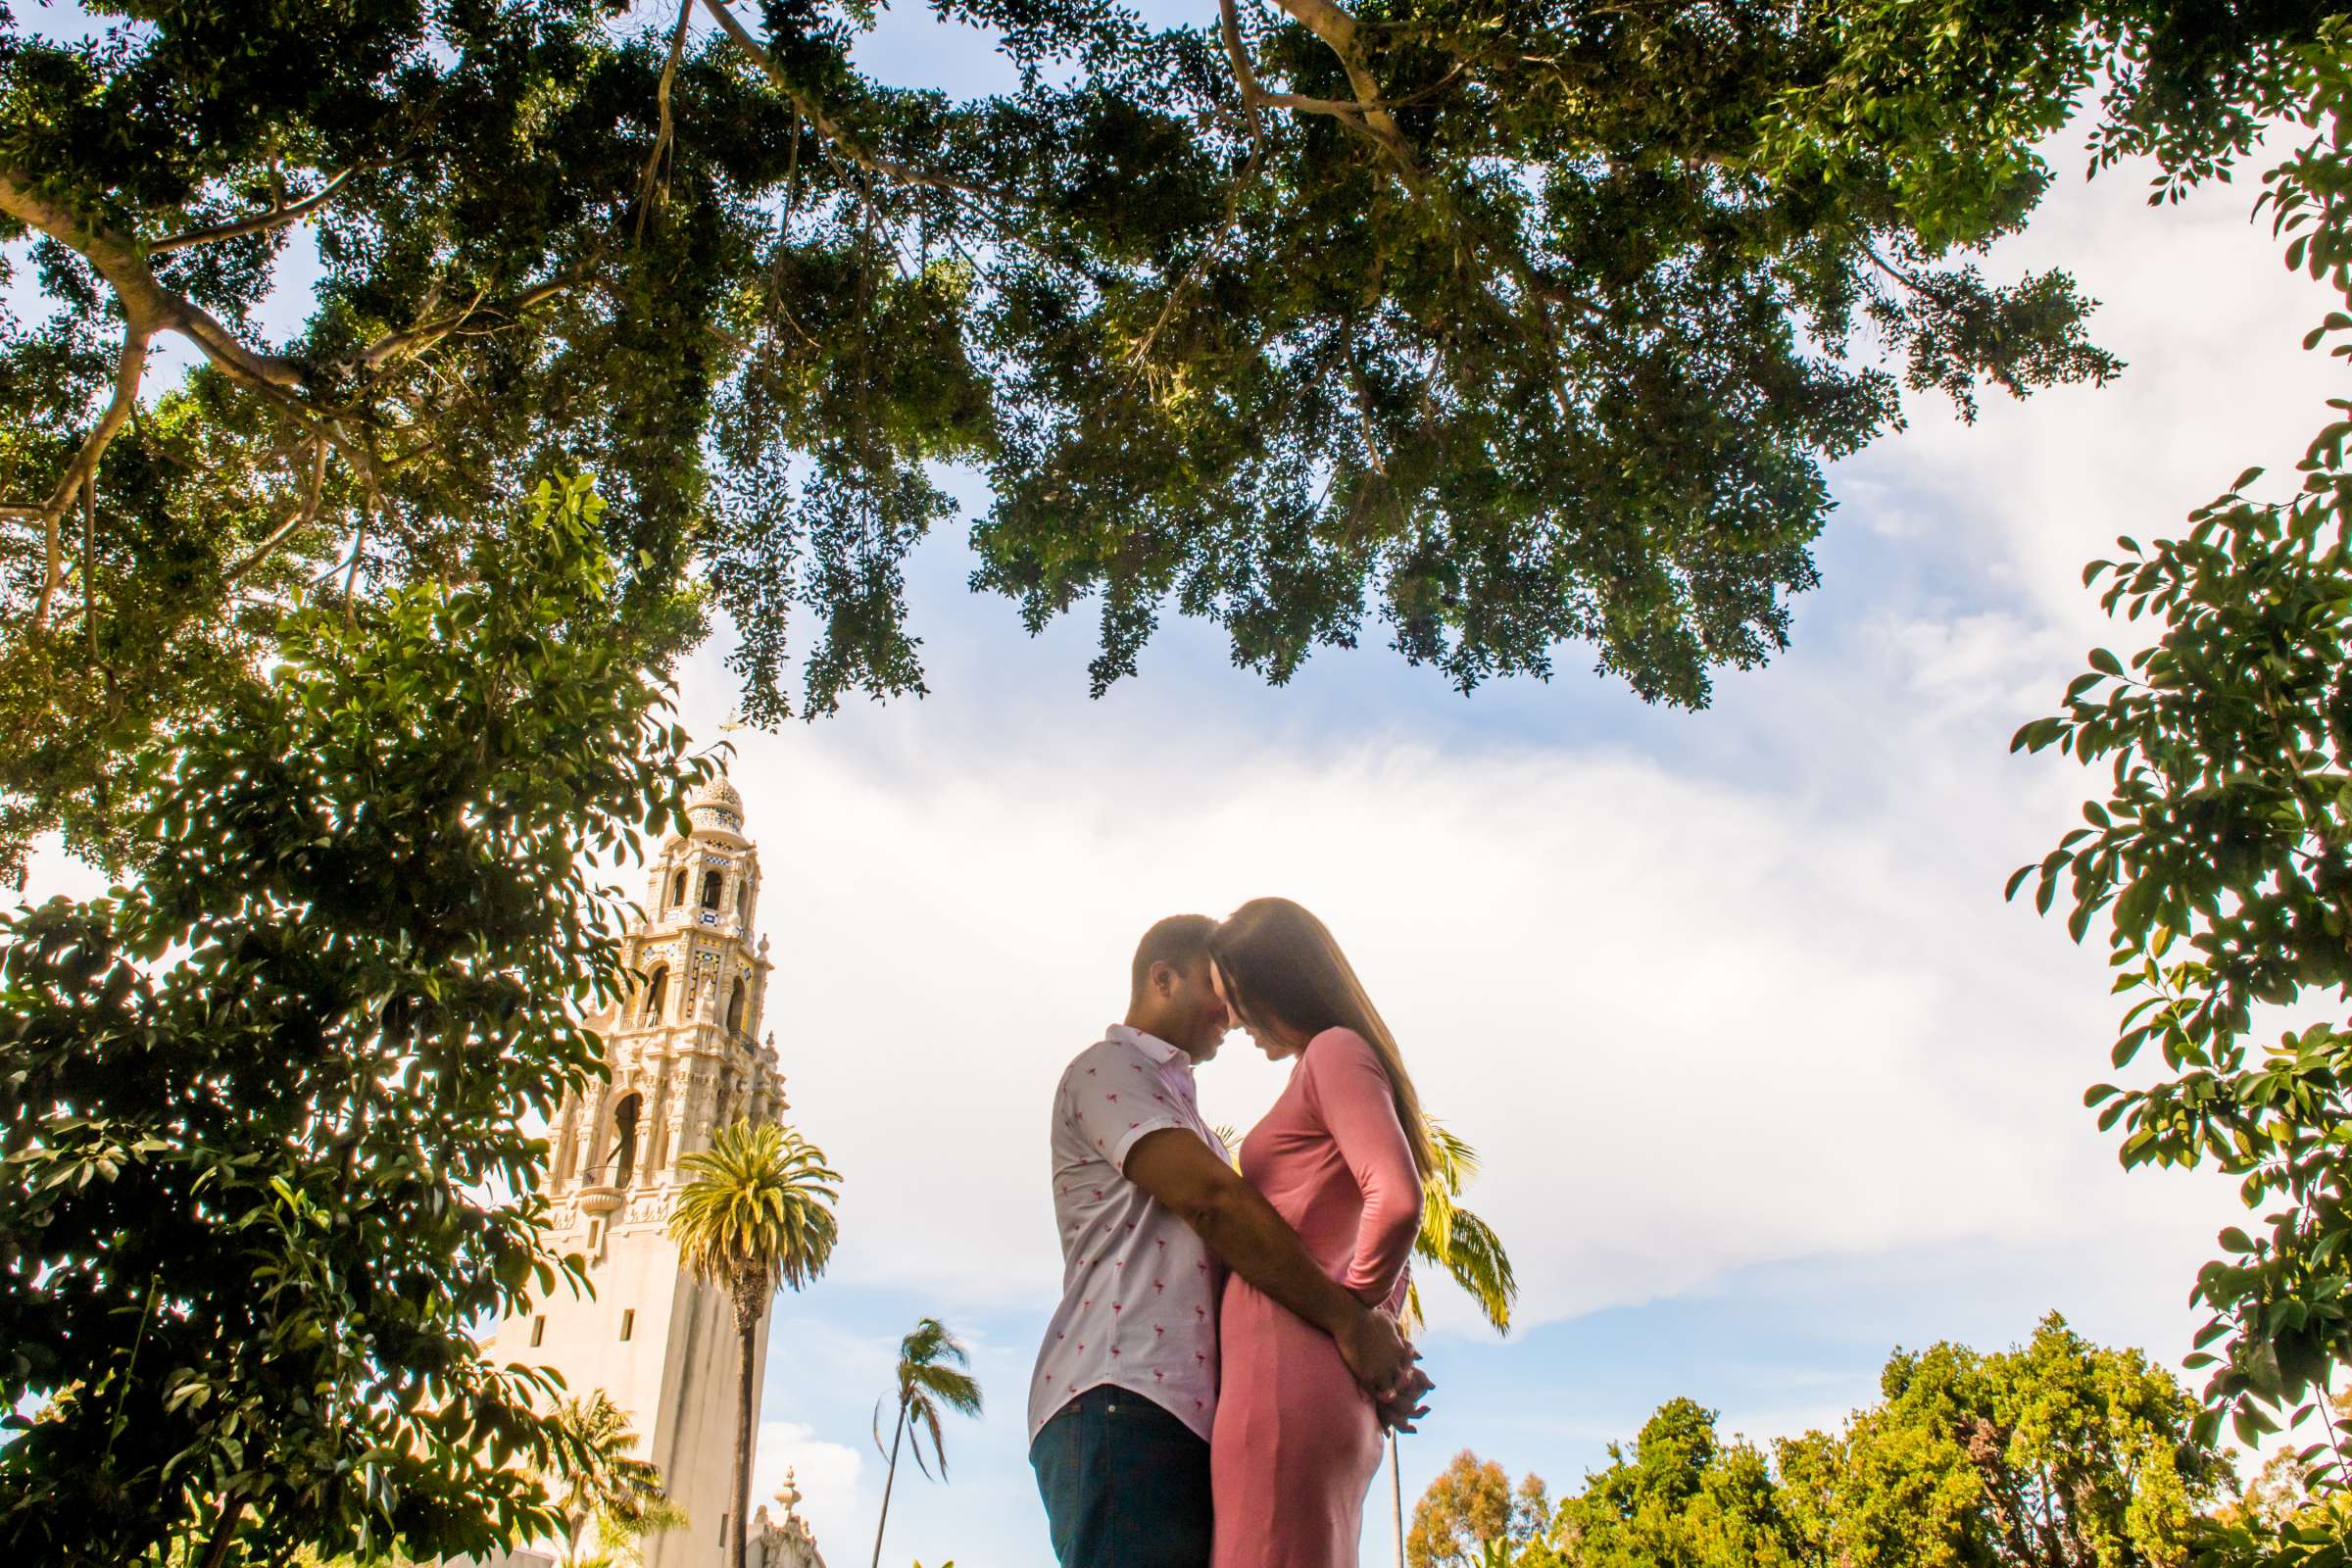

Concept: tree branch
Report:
left=1865, top=244, right=1927, bottom=292
left=1260, top=90, right=1382, bottom=121
left=1128, top=156, right=1261, bottom=372
left=224, top=437, right=330, bottom=585
left=347, top=284, right=488, bottom=373
left=634, top=1, right=695, bottom=245
left=1219, top=0, right=1269, bottom=147
left=0, top=168, right=311, bottom=408
left=149, top=167, right=362, bottom=254
left=696, top=0, right=1021, bottom=206
left=1262, top=0, right=1422, bottom=185
left=28, top=321, right=150, bottom=632
left=343, top=271, right=583, bottom=375
left=343, top=496, right=370, bottom=625
left=80, top=475, right=97, bottom=658
left=1342, top=342, right=1388, bottom=476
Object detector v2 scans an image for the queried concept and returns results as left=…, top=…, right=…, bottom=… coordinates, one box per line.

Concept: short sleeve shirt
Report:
left=1027, top=1025, right=1225, bottom=1443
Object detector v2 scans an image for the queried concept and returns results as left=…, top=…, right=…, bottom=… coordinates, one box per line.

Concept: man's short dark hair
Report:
left=1132, top=913, right=1215, bottom=1000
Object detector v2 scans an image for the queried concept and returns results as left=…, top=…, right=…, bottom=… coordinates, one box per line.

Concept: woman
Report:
left=1206, top=898, right=1432, bottom=1568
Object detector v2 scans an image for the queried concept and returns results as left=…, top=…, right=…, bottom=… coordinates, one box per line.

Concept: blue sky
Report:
left=13, top=5, right=2348, bottom=1566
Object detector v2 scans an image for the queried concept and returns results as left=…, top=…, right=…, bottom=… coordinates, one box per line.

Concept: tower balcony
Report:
left=576, top=1183, right=626, bottom=1217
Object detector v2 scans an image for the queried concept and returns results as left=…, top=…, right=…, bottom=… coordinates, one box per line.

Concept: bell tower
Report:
left=488, top=773, right=791, bottom=1568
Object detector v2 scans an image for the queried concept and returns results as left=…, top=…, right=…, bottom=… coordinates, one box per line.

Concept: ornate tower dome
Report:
left=684, top=772, right=748, bottom=844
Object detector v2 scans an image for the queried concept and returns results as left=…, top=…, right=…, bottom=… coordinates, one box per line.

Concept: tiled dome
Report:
left=685, top=772, right=747, bottom=838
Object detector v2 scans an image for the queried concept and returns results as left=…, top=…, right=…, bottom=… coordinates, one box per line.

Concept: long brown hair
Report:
left=1207, top=897, right=1436, bottom=1181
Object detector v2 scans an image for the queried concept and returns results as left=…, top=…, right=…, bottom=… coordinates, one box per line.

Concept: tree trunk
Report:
left=1391, top=1432, right=1404, bottom=1568
left=733, top=1312, right=758, bottom=1568
left=197, top=1494, right=245, bottom=1568
left=870, top=1400, right=908, bottom=1568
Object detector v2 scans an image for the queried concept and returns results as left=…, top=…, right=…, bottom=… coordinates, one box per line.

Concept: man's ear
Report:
left=1150, top=958, right=1178, bottom=999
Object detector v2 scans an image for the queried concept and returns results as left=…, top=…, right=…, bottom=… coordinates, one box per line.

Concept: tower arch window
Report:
left=611, top=1094, right=642, bottom=1187
left=727, top=977, right=746, bottom=1035
left=670, top=868, right=686, bottom=908
left=554, top=1102, right=579, bottom=1185
left=737, top=877, right=751, bottom=919
left=642, top=966, right=668, bottom=1025
left=701, top=869, right=722, bottom=908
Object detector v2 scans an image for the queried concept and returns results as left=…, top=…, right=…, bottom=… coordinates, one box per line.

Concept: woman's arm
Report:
left=1302, top=1028, right=1424, bottom=1303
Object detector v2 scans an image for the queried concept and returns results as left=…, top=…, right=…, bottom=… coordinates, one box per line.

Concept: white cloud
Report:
left=710, top=677, right=2242, bottom=1348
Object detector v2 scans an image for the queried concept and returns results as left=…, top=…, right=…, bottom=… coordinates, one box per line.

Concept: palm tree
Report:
left=542, top=1391, right=685, bottom=1567
left=1391, top=1120, right=1518, bottom=1568
left=572, top=1500, right=691, bottom=1568
left=670, top=1119, right=842, bottom=1568
left=869, top=1317, right=985, bottom=1568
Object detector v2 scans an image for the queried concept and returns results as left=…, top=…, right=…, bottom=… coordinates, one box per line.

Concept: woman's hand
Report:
left=1376, top=1348, right=1435, bottom=1434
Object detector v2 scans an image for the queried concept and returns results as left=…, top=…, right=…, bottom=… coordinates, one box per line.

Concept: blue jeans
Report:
left=1031, top=1385, right=1213, bottom=1568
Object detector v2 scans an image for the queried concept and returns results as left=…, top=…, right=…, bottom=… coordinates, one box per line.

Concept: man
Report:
left=1028, top=913, right=1428, bottom=1568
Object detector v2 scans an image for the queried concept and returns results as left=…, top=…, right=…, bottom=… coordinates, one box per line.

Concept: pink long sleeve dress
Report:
left=1209, top=1026, right=1423, bottom=1568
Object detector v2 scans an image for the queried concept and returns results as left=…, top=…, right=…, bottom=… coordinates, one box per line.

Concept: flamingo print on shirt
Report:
left=1027, top=1026, right=1226, bottom=1445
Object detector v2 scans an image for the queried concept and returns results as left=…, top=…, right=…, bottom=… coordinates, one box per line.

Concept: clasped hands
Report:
left=1338, top=1305, right=1436, bottom=1434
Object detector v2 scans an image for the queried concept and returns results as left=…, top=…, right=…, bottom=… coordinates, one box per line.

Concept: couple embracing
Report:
left=1029, top=898, right=1438, bottom=1568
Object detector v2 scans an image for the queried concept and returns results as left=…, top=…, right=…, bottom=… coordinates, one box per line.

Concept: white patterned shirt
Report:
left=1027, top=1025, right=1225, bottom=1443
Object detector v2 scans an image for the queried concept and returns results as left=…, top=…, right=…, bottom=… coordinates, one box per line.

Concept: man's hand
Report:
left=1335, top=1307, right=1415, bottom=1404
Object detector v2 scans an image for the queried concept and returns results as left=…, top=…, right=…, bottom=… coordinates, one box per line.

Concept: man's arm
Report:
left=1124, top=1128, right=1416, bottom=1402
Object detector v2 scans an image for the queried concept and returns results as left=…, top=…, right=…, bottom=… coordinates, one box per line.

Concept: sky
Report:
left=12, top=4, right=2350, bottom=1566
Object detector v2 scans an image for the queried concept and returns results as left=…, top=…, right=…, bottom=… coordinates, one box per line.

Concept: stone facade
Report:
left=480, top=774, right=802, bottom=1568
left=749, top=1471, right=828, bottom=1568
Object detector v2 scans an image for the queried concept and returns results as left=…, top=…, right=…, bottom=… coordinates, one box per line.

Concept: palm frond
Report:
left=908, top=1391, right=950, bottom=1481
left=1430, top=1121, right=1482, bottom=1187
left=669, top=1120, right=841, bottom=1317
left=598, top=1493, right=688, bottom=1552
left=908, top=1362, right=984, bottom=1416
left=1410, top=1118, right=1517, bottom=1338
left=542, top=1391, right=678, bottom=1564
left=1429, top=1203, right=1516, bottom=1334
left=898, top=1315, right=962, bottom=1373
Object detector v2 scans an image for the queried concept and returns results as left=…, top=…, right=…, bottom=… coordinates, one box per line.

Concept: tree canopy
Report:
left=1553, top=1399, right=1802, bottom=1568
left=7, top=0, right=2325, bottom=874
left=1407, top=1447, right=1553, bottom=1568
left=0, top=475, right=697, bottom=1566
left=1531, top=1315, right=2229, bottom=1568
left=1774, top=1315, right=2227, bottom=1567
